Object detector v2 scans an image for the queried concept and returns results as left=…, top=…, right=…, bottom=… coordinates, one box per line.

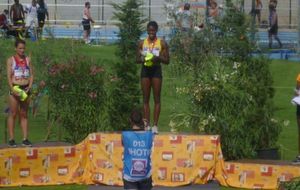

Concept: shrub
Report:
left=169, top=0, right=282, bottom=160
left=47, top=55, right=107, bottom=143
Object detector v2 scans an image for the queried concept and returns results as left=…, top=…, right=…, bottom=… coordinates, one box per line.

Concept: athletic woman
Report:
left=6, top=39, right=34, bottom=147
left=137, top=21, right=169, bottom=134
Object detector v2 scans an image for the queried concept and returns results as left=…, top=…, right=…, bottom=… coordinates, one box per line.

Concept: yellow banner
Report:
left=0, top=133, right=299, bottom=189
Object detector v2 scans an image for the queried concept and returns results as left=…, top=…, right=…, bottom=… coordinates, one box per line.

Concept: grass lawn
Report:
left=0, top=39, right=299, bottom=190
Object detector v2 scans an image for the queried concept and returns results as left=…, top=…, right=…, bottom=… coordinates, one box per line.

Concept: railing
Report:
left=0, top=0, right=298, bottom=29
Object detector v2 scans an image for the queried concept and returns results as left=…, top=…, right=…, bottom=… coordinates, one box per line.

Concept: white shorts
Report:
left=25, top=16, right=37, bottom=27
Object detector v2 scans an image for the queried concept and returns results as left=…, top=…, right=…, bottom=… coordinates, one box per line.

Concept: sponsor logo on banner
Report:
left=177, top=159, right=193, bottom=168
left=239, top=170, right=255, bottom=184
left=33, top=175, right=50, bottom=183
left=0, top=177, right=10, bottom=185
left=112, top=140, right=122, bottom=147
left=11, top=155, right=20, bottom=164
left=187, top=141, right=196, bottom=152
left=50, top=154, right=58, bottom=161
left=210, top=136, right=219, bottom=145
left=64, top=147, right=75, bottom=157
left=260, top=165, right=273, bottom=177
left=57, top=166, right=69, bottom=175
left=27, top=149, right=38, bottom=159
left=203, top=151, right=214, bottom=161
left=279, top=173, right=294, bottom=182
left=253, top=184, right=264, bottom=188
left=5, top=158, right=12, bottom=170
left=89, top=133, right=101, bottom=144
left=226, top=163, right=235, bottom=174
left=131, top=159, right=147, bottom=176
left=97, top=159, right=113, bottom=168
left=162, top=151, right=173, bottom=161
left=192, top=139, right=204, bottom=146
left=19, top=168, right=30, bottom=177
left=105, top=142, right=114, bottom=154
left=42, top=156, right=50, bottom=169
left=198, top=167, right=207, bottom=178
left=170, top=135, right=182, bottom=144
left=158, top=167, right=167, bottom=180
left=94, top=173, right=104, bottom=181
left=171, top=172, right=185, bottom=182
left=154, top=139, right=164, bottom=147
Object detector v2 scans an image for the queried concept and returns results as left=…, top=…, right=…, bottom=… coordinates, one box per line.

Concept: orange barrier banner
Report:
left=0, top=133, right=299, bottom=189
left=223, top=161, right=300, bottom=189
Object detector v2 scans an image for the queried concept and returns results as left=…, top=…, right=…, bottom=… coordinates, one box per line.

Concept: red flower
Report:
left=90, top=65, right=104, bottom=75
left=88, top=92, right=97, bottom=99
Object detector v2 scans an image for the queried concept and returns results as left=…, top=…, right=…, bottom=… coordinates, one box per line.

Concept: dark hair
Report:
left=15, top=39, right=26, bottom=47
left=184, top=3, right=190, bottom=10
left=130, top=109, right=144, bottom=129
left=4, top=9, right=8, bottom=14
left=85, top=2, right=90, bottom=7
left=147, top=21, right=158, bottom=31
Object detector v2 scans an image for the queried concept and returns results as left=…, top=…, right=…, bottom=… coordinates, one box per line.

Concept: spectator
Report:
left=177, top=3, right=193, bottom=32
left=82, top=1, right=95, bottom=44
left=10, top=0, right=25, bottom=26
left=255, top=0, right=263, bottom=24
left=25, top=0, right=39, bottom=32
left=293, top=74, right=300, bottom=164
left=122, top=109, right=154, bottom=190
left=208, top=0, right=218, bottom=25
left=0, top=9, right=9, bottom=30
left=269, top=0, right=277, bottom=8
left=37, top=0, right=49, bottom=37
left=268, top=4, right=282, bottom=48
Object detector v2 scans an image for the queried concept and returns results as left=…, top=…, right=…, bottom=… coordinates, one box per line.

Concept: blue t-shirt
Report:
left=122, top=131, right=154, bottom=182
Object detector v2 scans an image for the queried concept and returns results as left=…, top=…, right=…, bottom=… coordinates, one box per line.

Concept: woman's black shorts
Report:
left=141, top=65, right=162, bottom=79
left=82, top=19, right=91, bottom=31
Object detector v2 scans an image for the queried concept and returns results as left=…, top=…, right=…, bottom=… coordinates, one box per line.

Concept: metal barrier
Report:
left=0, top=0, right=298, bottom=28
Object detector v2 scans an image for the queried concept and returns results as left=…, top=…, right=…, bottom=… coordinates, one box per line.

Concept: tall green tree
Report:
left=108, top=0, right=146, bottom=130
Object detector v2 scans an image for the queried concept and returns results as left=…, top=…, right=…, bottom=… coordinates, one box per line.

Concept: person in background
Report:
left=24, top=0, right=39, bottom=33
left=0, top=9, right=9, bottom=29
left=6, top=39, right=34, bottom=147
left=269, top=0, right=277, bottom=8
left=37, top=0, right=49, bottom=37
left=268, top=3, right=282, bottom=48
left=177, top=3, right=193, bottom=32
left=10, top=0, right=25, bottom=26
left=136, top=21, right=169, bottom=134
left=82, top=1, right=95, bottom=44
left=255, top=0, right=263, bottom=25
left=122, top=109, right=154, bottom=190
left=292, top=74, right=300, bottom=164
left=208, top=0, right=218, bottom=25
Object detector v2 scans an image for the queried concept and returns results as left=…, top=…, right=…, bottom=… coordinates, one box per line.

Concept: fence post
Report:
left=289, top=0, right=292, bottom=29
left=54, top=0, right=57, bottom=25
left=7, top=0, right=9, bottom=13
left=149, top=0, right=151, bottom=21
left=102, top=0, right=104, bottom=24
